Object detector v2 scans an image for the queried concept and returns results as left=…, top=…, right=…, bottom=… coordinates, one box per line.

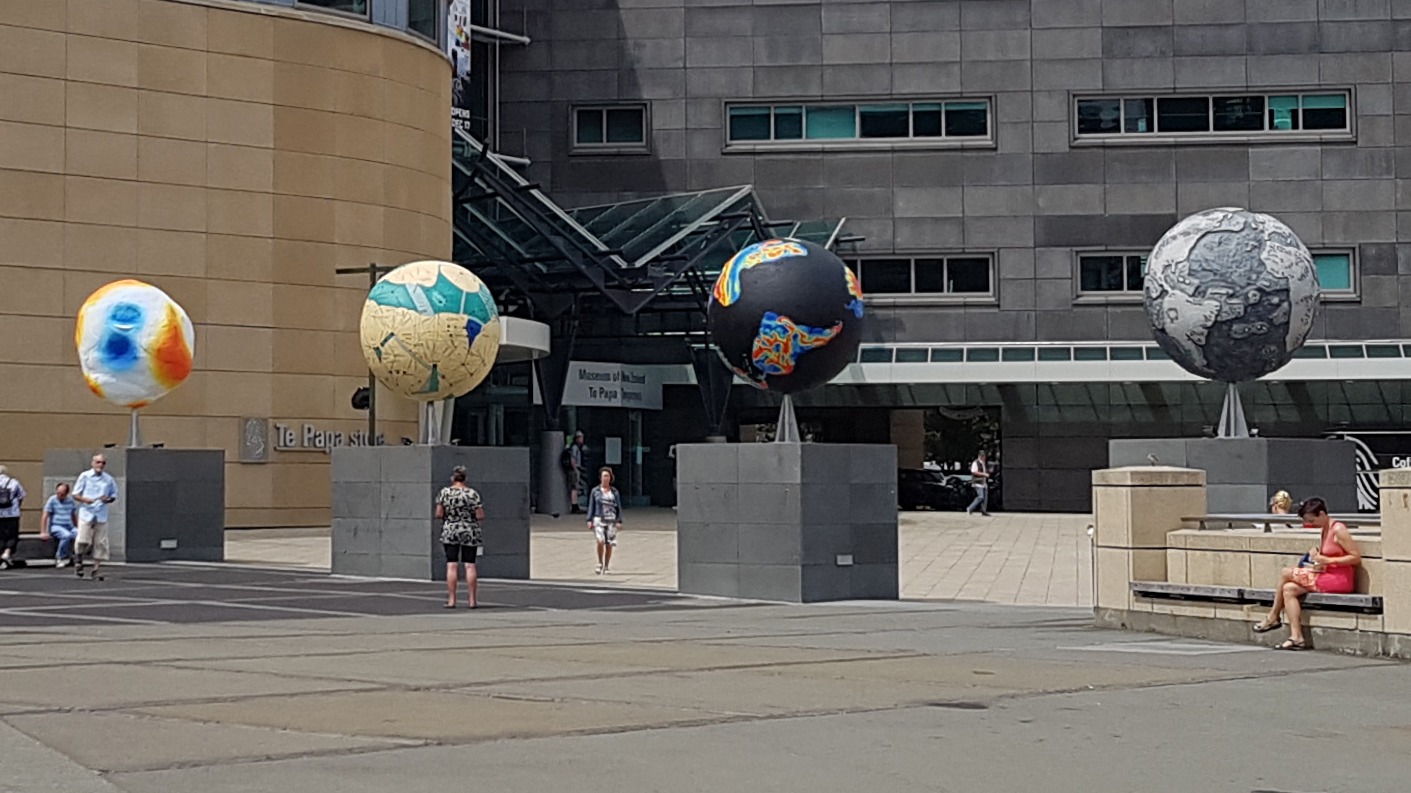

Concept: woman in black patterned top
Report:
left=436, top=466, right=484, bottom=609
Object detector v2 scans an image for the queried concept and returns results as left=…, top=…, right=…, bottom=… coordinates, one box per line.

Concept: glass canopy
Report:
left=451, top=130, right=848, bottom=315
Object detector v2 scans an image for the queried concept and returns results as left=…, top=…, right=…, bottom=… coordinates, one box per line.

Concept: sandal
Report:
left=1276, top=638, right=1307, bottom=651
left=1252, top=619, right=1282, bottom=633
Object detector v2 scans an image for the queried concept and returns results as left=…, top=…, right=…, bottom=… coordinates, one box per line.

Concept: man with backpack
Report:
left=562, top=431, right=586, bottom=514
left=0, top=465, right=27, bottom=570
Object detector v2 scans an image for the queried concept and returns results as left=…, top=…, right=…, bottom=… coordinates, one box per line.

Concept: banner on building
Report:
left=536, top=362, right=664, bottom=411
left=448, top=0, right=474, bottom=135
left=1324, top=430, right=1411, bottom=512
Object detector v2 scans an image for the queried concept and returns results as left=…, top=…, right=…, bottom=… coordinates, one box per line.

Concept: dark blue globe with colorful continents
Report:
left=707, top=238, right=865, bottom=394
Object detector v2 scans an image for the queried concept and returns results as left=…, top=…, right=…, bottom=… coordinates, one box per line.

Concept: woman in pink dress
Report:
left=1252, top=497, right=1361, bottom=650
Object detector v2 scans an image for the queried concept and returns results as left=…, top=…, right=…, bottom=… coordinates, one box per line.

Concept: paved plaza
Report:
left=227, top=509, right=1095, bottom=607
left=0, top=562, right=1407, bottom=792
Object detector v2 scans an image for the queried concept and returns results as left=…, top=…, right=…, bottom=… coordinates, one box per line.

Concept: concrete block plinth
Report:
left=1109, top=438, right=1356, bottom=515
left=43, top=448, right=225, bottom=563
left=331, top=445, right=530, bottom=580
left=676, top=442, right=898, bottom=603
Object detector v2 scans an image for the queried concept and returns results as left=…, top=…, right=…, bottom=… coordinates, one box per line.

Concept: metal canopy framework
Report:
left=450, top=131, right=849, bottom=328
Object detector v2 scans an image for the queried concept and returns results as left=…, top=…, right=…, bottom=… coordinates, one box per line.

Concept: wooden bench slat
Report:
left=1130, top=581, right=1382, bottom=615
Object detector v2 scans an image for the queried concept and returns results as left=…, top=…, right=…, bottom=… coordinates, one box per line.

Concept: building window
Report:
left=573, top=105, right=649, bottom=153
left=1074, top=91, right=1351, bottom=141
left=408, top=0, right=440, bottom=41
left=845, top=255, right=994, bottom=301
left=1314, top=251, right=1357, bottom=299
left=1077, top=253, right=1147, bottom=296
left=296, top=0, right=369, bottom=17
left=726, top=100, right=993, bottom=150
left=1077, top=250, right=1358, bottom=301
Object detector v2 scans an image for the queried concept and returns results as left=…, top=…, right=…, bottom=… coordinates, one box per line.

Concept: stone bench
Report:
left=1166, top=528, right=1382, bottom=595
left=1093, top=466, right=1408, bottom=659
left=1130, top=581, right=1383, bottom=615
left=8, top=534, right=60, bottom=567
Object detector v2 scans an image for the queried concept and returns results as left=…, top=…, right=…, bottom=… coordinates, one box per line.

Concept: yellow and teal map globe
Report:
left=359, top=261, right=501, bottom=401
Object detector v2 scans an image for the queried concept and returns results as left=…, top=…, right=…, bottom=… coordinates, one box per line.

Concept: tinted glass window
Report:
left=1157, top=97, right=1210, bottom=132
left=861, top=259, right=911, bottom=293
left=896, top=348, right=928, bottom=363
left=913, top=258, right=946, bottom=293
left=774, top=106, right=803, bottom=139
left=806, top=106, right=857, bottom=139
left=1079, top=255, right=1124, bottom=292
left=966, top=348, right=1000, bottom=362
left=728, top=107, right=771, bottom=141
left=1123, top=98, right=1154, bottom=133
left=1302, top=94, right=1348, bottom=130
left=859, top=104, right=910, bottom=138
left=605, top=109, right=645, bottom=143
left=1268, top=95, right=1300, bottom=130
left=1212, top=96, right=1264, bottom=131
left=1314, top=253, right=1352, bottom=290
left=575, top=109, right=604, bottom=144
left=912, top=103, right=943, bottom=136
left=1076, top=99, right=1120, bottom=134
left=299, top=0, right=367, bottom=14
left=947, top=257, right=991, bottom=293
left=944, top=101, right=989, bottom=137
left=408, top=0, right=437, bottom=39
left=1125, top=255, right=1146, bottom=290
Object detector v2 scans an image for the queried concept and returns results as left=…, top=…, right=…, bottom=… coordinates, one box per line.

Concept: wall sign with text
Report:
left=238, top=419, right=386, bottom=461
left=547, top=362, right=664, bottom=410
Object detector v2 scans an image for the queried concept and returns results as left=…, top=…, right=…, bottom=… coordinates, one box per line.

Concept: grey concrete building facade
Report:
left=484, top=0, right=1411, bottom=512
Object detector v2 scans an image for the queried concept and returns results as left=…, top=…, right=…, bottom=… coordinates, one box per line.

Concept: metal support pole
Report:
left=1217, top=382, right=1249, bottom=439
left=775, top=395, right=800, bottom=443
left=127, top=409, right=142, bottom=448
left=367, top=266, right=378, bottom=441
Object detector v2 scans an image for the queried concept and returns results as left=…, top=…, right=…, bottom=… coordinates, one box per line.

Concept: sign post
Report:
left=334, top=263, right=395, bottom=442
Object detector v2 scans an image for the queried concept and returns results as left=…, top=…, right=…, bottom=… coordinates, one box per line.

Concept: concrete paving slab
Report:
left=133, top=688, right=723, bottom=742
left=168, top=647, right=647, bottom=687
left=0, top=663, right=379, bottom=709
left=474, top=667, right=1010, bottom=718
left=754, top=652, right=1256, bottom=692
left=0, top=720, right=122, bottom=792
left=3, top=711, right=406, bottom=773
left=109, top=664, right=1411, bottom=793
left=0, top=565, right=1404, bottom=791
left=480, top=639, right=906, bottom=671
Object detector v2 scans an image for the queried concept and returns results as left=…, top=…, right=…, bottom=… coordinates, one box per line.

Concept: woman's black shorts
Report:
left=443, top=543, right=480, bottom=564
left=0, top=517, right=18, bottom=553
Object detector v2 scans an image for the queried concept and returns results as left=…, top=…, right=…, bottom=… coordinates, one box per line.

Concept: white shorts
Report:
left=77, top=519, right=110, bottom=561
left=592, top=518, right=618, bottom=546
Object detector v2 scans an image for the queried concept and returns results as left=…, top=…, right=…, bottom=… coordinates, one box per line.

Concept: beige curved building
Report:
left=0, top=0, right=451, bottom=528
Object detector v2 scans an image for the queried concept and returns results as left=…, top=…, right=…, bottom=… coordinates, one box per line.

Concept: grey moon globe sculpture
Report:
left=1144, top=207, right=1320, bottom=384
left=708, top=238, right=866, bottom=394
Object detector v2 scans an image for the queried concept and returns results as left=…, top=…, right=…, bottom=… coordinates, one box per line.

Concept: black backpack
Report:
left=0, top=478, right=13, bottom=510
left=560, top=447, right=574, bottom=471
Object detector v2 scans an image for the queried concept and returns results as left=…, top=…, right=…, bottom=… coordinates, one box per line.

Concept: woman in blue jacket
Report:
left=586, top=467, right=623, bottom=575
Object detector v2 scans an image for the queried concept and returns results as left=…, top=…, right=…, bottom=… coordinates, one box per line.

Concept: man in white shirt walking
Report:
left=965, top=451, right=992, bottom=517
left=71, top=455, right=118, bottom=580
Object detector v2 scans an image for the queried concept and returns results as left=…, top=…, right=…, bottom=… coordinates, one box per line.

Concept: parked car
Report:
left=898, top=468, right=975, bottom=511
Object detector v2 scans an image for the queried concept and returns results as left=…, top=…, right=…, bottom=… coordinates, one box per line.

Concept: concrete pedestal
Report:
left=331, top=445, right=530, bottom=580
left=1108, top=438, right=1357, bottom=514
left=675, top=442, right=899, bottom=603
left=43, top=448, right=225, bottom=563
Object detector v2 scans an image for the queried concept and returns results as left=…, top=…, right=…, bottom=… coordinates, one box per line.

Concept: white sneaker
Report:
left=595, top=564, right=603, bottom=575
left=56, top=559, right=71, bottom=568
